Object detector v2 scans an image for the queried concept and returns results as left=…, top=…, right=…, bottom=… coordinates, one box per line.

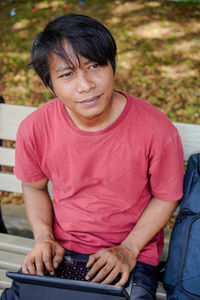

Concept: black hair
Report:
left=30, top=14, right=117, bottom=90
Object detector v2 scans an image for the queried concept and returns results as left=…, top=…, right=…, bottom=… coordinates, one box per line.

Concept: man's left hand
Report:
left=85, top=244, right=136, bottom=286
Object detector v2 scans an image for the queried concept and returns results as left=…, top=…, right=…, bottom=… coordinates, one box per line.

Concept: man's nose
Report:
left=76, top=72, right=95, bottom=93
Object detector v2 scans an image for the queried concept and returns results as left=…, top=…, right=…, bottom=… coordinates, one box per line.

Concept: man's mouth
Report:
left=78, top=95, right=101, bottom=106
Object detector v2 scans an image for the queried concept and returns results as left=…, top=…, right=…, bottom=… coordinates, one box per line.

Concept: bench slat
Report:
left=0, top=147, right=15, bottom=167
left=0, top=173, right=22, bottom=193
left=0, top=233, right=34, bottom=254
left=0, top=269, right=12, bottom=289
left=174, top=122, right=200, bottom=161
left=0, top=234, right=33, bottom=291
left=0, top=250, right=26, bottom=271
left=0, top=173, right=53, bottom=196
left=0, top=104, right=37, bottom=141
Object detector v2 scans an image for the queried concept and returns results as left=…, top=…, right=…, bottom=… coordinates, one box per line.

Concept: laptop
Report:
left=6, top=255, right=132, bottom=300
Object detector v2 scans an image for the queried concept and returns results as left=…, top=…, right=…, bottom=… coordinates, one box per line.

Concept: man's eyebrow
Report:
left=54, top=60, right=94, bottom=73
left=55, top=66, right=71, bottom=73
left=83, top=59, right=94, bottom=65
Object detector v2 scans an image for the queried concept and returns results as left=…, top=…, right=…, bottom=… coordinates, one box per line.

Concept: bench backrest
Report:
left=0, top=103, right=200, bottom=195
left=0, top=104, right=52, bottom=195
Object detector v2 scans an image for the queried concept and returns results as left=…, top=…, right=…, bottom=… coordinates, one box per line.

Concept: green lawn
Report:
left=0, top=0, right=200, bottom=123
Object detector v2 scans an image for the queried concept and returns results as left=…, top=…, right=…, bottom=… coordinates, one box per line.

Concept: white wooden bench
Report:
left=0, top=102, right=200, bottom=299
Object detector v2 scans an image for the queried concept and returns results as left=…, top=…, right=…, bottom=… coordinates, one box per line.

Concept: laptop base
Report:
left=20, top=283, right=127, bottom=300
left=7, top=271, right=130, bottom=300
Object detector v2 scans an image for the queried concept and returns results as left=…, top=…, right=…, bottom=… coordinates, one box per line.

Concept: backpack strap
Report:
left=178, top=215, right=200, bottom=299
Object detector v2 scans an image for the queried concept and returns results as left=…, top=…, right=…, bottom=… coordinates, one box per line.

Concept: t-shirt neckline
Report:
left=59, top=91, right=131, bottom=136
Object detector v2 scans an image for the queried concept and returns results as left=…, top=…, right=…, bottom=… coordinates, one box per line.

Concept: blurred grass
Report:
left=0, top=0, right=200, bottom=124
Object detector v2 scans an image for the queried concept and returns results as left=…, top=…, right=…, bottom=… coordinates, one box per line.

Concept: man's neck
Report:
left=66, top=91, right=127, bottom=132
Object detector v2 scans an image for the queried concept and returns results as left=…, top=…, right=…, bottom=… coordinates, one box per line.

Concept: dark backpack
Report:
left=163, top=153, right=200, bottom=300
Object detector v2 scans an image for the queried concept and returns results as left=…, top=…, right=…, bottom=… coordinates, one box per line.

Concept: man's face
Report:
left=49, top=43, right=115, bottom=124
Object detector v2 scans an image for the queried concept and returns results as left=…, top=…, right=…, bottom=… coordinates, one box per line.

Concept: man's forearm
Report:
left=121, top=197, right=178, bottom=258
left=22, top=181, right=54, bottom=242
left=21, top=180, right=65, bottom=276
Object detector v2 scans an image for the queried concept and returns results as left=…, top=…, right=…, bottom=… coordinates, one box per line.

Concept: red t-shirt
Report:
left=14, top=92, right=184, bottom=266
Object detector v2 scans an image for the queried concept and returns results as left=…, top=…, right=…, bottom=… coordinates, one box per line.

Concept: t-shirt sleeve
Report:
left=148, top=133, right=184, bottom=201
left=14, top=120, right=46, bottom=182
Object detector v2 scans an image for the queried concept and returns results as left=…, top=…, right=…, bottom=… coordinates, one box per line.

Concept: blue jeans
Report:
left=1, top=250, right=158, bottom=300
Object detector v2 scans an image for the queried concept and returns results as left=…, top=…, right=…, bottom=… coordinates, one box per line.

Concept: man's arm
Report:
left=86, top=197, right=178, bottom=286
left=21, top=179, right=65, bottom=275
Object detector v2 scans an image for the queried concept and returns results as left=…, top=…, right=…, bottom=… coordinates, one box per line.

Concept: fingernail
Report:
left=85, top=275, right=89, bottom=280
left=54, top=262, right=59, bottom=268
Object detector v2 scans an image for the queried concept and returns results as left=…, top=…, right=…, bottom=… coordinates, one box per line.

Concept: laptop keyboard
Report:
left=44, top=255, right=121, bottom=284
left=45, top=256, right=90, bottom=281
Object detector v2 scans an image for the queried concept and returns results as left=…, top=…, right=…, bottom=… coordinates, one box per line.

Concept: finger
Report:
left=22, top=262, right=29, bottom=274
left=35, top=250, right=45, bottom=276
left=86, top=258, right=106, bottom=280
left=22, top=257, right=36, bottom=274
left=86, top=254, right=98, bottom=268
left=115, top=270, right=130, bottom=287
left=42, top=245, right=54, bottom=275
left=53, top=246, right=65, bottom=269
left=25, top=255, right=37, bottom=275
left=91, top=264, right=114, bottom=283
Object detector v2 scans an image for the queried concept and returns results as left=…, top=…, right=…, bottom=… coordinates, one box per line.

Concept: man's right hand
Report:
left=22, top=238, right=65, bottom=276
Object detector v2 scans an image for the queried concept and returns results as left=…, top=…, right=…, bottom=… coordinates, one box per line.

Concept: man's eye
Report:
left=90, top=63, right=99, bottom=69
left=59, top=72, right=72, bottom=78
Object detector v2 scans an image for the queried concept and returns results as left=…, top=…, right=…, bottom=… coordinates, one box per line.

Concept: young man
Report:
left=1, top=14, right=184, bottom=300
